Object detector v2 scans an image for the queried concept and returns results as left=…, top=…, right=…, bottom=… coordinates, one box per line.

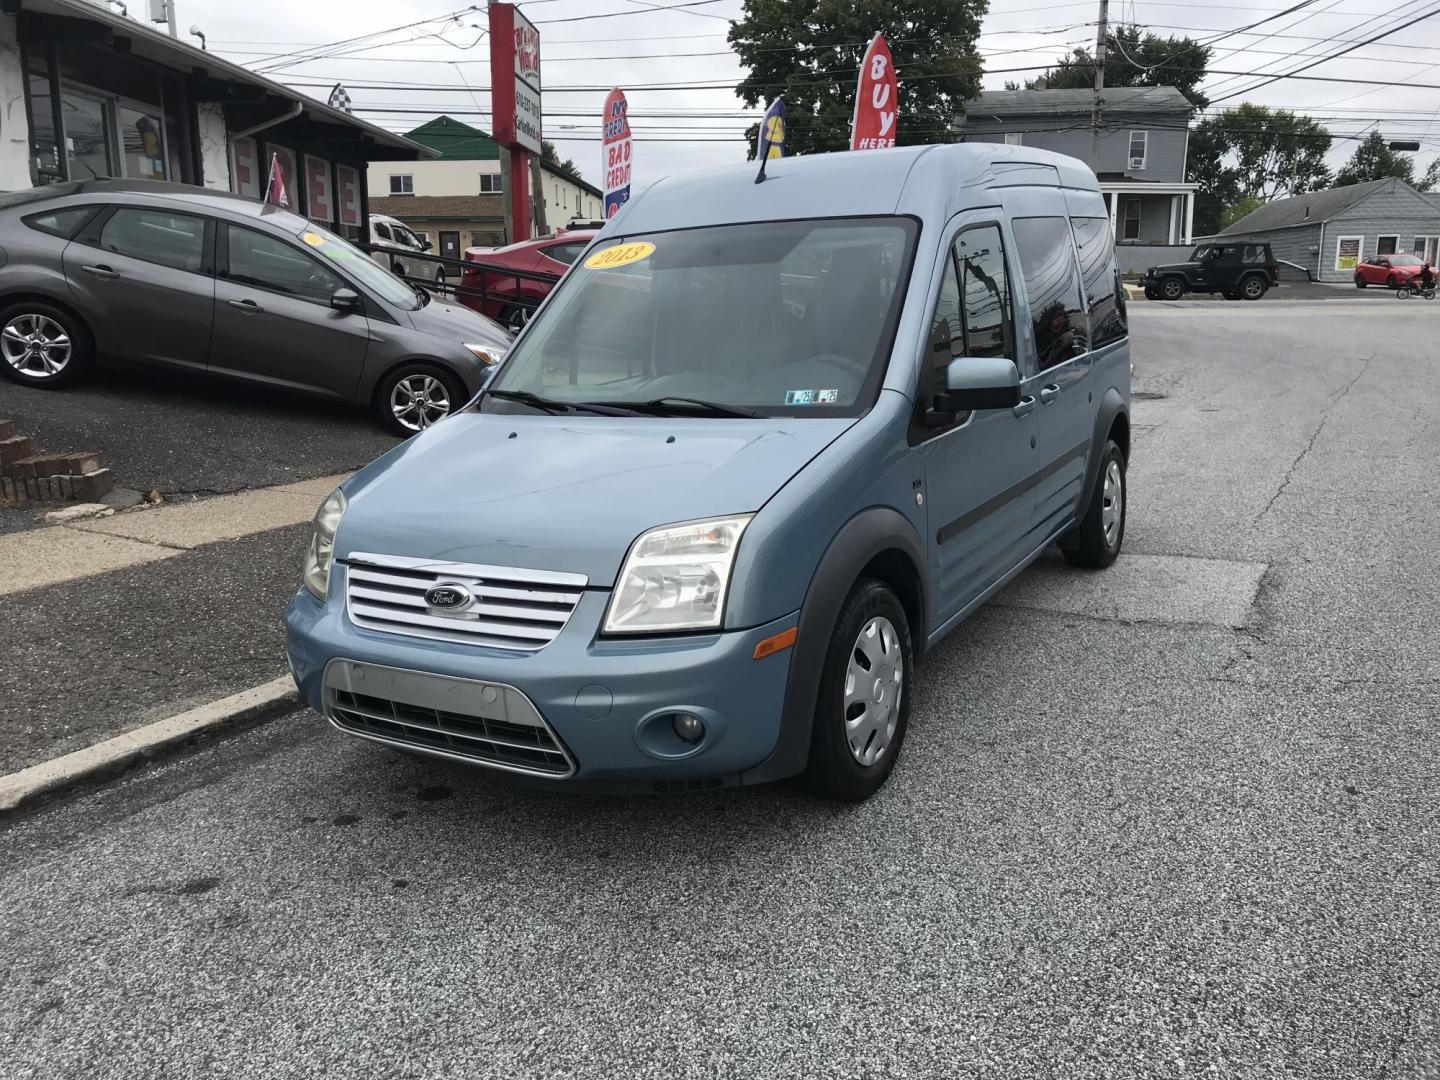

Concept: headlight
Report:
left=303, top=487, right=347, bottom=600
left=465, top=343, right=507, bottom=366
left=603, top=515, right=753, bottom=634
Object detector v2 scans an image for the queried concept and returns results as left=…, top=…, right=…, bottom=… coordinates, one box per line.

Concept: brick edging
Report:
left=0, top=419, right=112, bottom=507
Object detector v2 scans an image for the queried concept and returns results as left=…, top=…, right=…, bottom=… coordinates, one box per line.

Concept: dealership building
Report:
left=0, top=0, right=431, bottom=237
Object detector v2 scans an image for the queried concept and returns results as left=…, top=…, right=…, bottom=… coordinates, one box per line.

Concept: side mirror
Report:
left=938, top=356, right=1021, bottom=412
left=420, top=238, right=433, bottom=251
left=330, top=288, right=362, bottom=313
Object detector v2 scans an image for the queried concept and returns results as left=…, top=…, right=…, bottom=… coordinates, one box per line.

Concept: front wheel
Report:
left=1159, top=277, right=1186, bottom=301
left=1354, top=274, right=1368, bottom=289
left=801, top=579, right=913, bottom=802
left=375, top=362, right=466, bottom=437
left=1061, top=440, right=1126, bottom=569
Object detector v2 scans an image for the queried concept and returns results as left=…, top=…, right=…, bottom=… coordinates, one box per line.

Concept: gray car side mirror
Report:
left=331, top=288, right=362, bottom=313
left=939, top=356, right=1021, bottom=412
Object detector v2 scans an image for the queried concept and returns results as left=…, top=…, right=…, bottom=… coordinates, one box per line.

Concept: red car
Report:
left=1354, top=253, right=1429, bottom=289
left=459, top=230, right=597, bottom=330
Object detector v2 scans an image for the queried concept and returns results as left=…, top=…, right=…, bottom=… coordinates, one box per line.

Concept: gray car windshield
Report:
left=482, top=216, right=916, bottom=417
left=297, top=224, right=420, bottom=309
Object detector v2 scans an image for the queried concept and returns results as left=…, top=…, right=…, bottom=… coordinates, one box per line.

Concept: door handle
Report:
left=1039, top=383, right=1060, bottom=404
left=1012, top=395, right=1036, bottom=418
left=227, top=298, right=264, bottom=313
left=82, top=264, right=119, bottom=279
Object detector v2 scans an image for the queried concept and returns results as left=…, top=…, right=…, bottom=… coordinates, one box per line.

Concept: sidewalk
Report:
left=0, top=473, right=347, bottom=776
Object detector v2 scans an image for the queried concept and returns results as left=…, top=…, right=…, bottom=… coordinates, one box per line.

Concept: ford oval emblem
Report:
left=424, top=584, right=472, bottom=610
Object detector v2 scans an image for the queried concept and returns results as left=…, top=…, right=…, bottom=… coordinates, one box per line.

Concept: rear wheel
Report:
left=1397, top=284, right=1413, bottom=299
left=1159, top=276, right=1186, bottom=301
left=501, top=303, right=532, bottom=333
left=1240, top=275, right=1268, bottom=301
left=375, top=362, right=466, bottom=437
left=1061, top=440, right=1126, bottom=569
left=801, top=579, right=913, bottom=802
left=0, top=302, right=90, bottom=388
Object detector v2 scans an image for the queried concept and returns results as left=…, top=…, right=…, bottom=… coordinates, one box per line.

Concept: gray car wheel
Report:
left=1241, top=276, right=1268, bottom=301
left=0, top=303, right=88, bottom=388
left=1160, top=277, right=1186, bottom=301
left=377, top=363, right=465, bottom=437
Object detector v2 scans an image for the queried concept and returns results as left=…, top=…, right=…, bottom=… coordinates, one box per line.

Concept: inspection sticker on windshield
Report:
left=817, top=389, right=839, bottom=404
left=785, top=389, right=815, bottom=406
left=584, top=241, right=655, bottom=270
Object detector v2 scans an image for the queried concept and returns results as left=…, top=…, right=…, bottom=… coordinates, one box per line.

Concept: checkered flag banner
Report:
left=327, top=83, right=353, bottom=114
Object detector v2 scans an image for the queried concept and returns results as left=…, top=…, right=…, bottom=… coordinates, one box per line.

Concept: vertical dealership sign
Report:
left=602, top=88, right=632, bottom=218
left=850, top=33, right=898, bottom=150
left=489, top=2, right=541, bottom=239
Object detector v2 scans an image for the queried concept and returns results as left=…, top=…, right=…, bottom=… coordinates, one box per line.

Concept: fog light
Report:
left=671, top=712, right=705, bottom=744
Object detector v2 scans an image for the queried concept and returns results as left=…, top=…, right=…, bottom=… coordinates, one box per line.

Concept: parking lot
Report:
left=2, top=299, right=1438, bottom=1078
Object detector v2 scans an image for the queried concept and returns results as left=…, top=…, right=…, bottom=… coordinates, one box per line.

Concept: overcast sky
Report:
left=176, top=0, right=1440, bottom=188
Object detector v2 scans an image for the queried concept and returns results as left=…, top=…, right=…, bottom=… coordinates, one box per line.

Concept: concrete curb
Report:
left=0, top=675, right=299, bottom=816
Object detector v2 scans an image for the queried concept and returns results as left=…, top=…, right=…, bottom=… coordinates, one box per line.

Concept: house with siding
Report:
left=1210, top=177, right=1440, bottom=283
left=960, top=86, right=1197, bottom=248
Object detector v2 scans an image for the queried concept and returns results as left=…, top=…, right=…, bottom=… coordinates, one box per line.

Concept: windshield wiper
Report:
left=602, top=396, right=760, bottom=419
left=486, top=389, right=631, bottom=416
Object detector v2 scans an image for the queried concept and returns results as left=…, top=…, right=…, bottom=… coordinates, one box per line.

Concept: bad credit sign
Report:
left=602, top=87, right=632, bottom=218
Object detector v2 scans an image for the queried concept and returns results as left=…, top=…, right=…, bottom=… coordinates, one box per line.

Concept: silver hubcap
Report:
left=1102, top=459, right=1123, bottom=548
left=1163, top=280, right=1182, bottom=299
left=2, top=314, right=70, bottom=378
left=1244, top=280, right=1262, bottom=297
left=507, top=308, right=530, bottom=332
left=390, top=374, right=451, bottom=432
left=843, top=615, right=903, bottom=767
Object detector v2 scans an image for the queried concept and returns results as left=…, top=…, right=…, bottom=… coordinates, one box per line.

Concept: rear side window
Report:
left=1242, top=244, right=1267, bottom=264
left=98, top=208, right=206, bottom=273
left=1011, top=216, right=1084, bottom=371
left=24, top=206, right=99, bottom=240
left=545, top=241, right=588, bottom=267
left=1070, top=216, right=1125, bottom=350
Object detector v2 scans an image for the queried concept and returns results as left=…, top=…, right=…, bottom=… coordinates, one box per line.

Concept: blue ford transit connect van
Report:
left=285, top=144, right=1130, bottom=801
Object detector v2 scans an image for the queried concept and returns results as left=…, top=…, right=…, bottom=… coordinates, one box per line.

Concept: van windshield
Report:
left=482, top=216, right=917, bottom=417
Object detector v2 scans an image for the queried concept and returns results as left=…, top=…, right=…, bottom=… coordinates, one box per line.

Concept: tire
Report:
left=1061, top=439, right=1126, bottom=569
left=1397, top=285, right=1413, bottom=300
left=1240, top=275, right=1268, bottom=301
left=501, top=303, right=531, bottom=333
left=0, top=301, right=91, bottom=389
left=1354, top=274, right=1368, bottom=289
left=1159, top=276, right=1186, bottom=301
left=1387, top=274, right=1398, bottom=289
left=800, top=579, right=913, bottom=802
left=375, top=361, right=467, bottom=437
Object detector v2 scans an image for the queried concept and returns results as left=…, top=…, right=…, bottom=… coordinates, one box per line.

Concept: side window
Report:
left=1241, top=244, right=1266, bottom=265
left=1011, top=216, right=1084, bottom=371
left=956, top=224, right=1013, bottom=359
left=224, top=225, right=344, bottom=305
left=24, top=206, right=99, bottom=239
left=97, top=208, right=206, bottom=273
left=374, top=223, right=393, bottom=242
left=545, top=241, right=587, bottom=267
left=1071, top=216, right=1125, bottom=350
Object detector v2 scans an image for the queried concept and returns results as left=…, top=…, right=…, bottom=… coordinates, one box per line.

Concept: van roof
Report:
left=607, top=143, right=1100, bottom=236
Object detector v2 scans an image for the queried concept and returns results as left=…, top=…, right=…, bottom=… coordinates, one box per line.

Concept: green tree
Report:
left=729, top=0, right=987, bottom=158
left=1218, top=195, right=1263, bottom=230
left=1029, top=25, right=1212, bottom=108
left=1334, top=130, right=1415, bottom=187
left=1186, top=104, right=1332, bottom=233
left=1418, top=157, right=1440, bottom=193
left=541, top=140, right=582, bottom=183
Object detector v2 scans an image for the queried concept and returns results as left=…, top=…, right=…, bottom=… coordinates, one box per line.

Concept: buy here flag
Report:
left=851, top=33, right=898, bottom=150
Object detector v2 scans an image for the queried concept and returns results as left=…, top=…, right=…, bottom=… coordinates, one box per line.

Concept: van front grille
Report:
left=343, top=552, right=587, bottom=652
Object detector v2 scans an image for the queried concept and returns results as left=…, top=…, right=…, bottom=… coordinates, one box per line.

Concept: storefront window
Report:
left=118, top=104, right=167, bottom=180
left=63, top=90, right=113, bottom=181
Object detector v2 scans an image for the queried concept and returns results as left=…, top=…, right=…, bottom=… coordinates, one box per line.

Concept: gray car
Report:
left=0, top=179, right=511, bottom=436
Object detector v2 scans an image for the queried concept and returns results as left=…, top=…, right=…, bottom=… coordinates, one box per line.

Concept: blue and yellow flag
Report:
left=754, top=97, right=786, bottom=184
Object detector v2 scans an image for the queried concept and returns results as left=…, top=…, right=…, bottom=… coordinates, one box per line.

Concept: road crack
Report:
left=1254, top=353, right=1373, bottom=524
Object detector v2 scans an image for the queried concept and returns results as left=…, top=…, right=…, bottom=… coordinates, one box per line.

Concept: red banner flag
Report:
left=850, top=33, right=898, bottom=150
left=263, top=152, right=290, bottom=209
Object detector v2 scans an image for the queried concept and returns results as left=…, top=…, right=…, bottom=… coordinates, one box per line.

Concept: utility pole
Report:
left=1087, top=0, right=1109, bottom=172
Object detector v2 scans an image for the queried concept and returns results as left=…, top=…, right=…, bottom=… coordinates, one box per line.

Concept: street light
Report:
left=188, top=24, right=206, bottom=50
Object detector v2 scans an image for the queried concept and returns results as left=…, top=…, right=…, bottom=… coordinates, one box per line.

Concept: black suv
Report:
left=1143, top=242, right=1278, bottom=301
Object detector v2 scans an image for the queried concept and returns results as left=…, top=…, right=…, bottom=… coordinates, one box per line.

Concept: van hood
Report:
left=335, top=411, right=855, bottom=584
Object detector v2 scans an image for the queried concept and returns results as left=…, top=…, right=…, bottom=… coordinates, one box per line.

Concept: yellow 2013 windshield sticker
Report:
left=584, top=241, right=655, bottom=270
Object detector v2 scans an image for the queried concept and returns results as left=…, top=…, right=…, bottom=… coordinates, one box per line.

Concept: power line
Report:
left=531, top=0, right=731, bottom=25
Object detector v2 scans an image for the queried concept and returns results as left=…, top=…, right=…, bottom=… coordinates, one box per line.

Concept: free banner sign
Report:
left=850, top=33, right=898, bottom=150
left=603, top=87, right=632, bottom=219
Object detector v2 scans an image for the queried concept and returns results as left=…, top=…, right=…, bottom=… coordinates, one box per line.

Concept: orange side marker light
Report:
left=752, top=626, right=798, bottom=660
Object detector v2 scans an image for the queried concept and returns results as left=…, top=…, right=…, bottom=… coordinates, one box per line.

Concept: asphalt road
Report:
left=3, top=301, right=1440, bottom=1078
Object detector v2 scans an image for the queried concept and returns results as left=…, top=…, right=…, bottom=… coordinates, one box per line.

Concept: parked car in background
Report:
left=0, top=180, right=511, bottom=436
left=1143, top=241, right=1278, bottom=301
left=1353, top=253, right=1427, bottom=289
left=369, top=213, right=447, bottom=285
left=459, top=230, right=597, bottom=331
left=286, top=143, right=1131, bottom=802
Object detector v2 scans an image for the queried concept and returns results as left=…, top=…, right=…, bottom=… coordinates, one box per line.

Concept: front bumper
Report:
left=286, top=562, right=800, bottom=791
